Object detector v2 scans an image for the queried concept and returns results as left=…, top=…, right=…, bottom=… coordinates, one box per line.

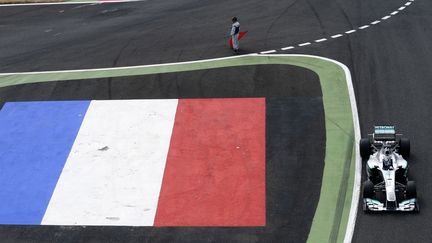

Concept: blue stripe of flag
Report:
left=0, top=101, right=90, bottom=224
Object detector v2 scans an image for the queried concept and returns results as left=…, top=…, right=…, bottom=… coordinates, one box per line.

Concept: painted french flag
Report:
left=0, top=98, right=265, bottom=226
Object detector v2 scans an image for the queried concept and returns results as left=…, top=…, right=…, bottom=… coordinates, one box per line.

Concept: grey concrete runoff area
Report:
left=1, top=0, right=432, bottom=242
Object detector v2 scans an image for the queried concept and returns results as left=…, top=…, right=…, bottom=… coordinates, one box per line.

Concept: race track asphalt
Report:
left=0, top=0, right=407, bottom=72
left=292, top=0, right=432, bottom=242
left=1, top=0, right=432, bottom=242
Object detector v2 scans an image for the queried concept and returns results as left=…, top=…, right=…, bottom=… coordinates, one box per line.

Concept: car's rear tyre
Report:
left=362, top=202, right=370, bottom=213
left=360, top=138, right=372, bottom=159
left=413, top=202, right=420, bottom=213
left=399, top=138, right=410, bottom=159
left=363, top=180, right=375, bottom=198
left=406, top=181, right=417, bottom=199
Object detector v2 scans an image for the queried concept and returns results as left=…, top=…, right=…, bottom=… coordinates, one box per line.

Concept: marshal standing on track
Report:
left=230, top=17, right=241, bottom=54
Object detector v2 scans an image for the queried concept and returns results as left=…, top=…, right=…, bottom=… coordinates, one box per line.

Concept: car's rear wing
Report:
left=368, top=125, right=402, bottom=142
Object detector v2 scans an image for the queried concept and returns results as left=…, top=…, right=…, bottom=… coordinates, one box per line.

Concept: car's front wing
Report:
left=364, top=198, right=418, bottom=212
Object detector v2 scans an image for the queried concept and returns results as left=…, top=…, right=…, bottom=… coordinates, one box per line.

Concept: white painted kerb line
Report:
left=0, top=0, right=140, bottom=7
left=42, top=99, right=178, bottom=226
left=330, top=60, right=361, bottom=243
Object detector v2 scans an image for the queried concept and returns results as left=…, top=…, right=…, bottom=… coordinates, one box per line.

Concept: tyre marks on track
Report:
left=260, top=0, right=417, bottom=54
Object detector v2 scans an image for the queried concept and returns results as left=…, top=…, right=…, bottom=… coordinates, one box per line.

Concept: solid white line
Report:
left=391, top=11, right=399, bottom=15
left=405, top=2, right=412, bottom=5
left=0, top=0, right=140, bottom=7
left=359, top=25, right=369, bottom=30
left=398, top=6, right=406, bottom=10
left=0, top=54, right=249, bottom=76
left=281, top=46, right=295, bottom=50
left=331, top=34, right=343, bottom=38
left=260, top=50, right=276, bottom=54
left=42, top=99, right=178, bottom=226
left=330, top=59, right=360, bottom=243
left=0, top=1, right=98, bottom=7
left=298, top=42, right=311, bottom=47
left=345, top=30, right=356, bottom=34
left=382, top=15, right=391, bottom=20
left=315, top=38, right=327, bottom=43
left=371, top=20, right=381, bottom=25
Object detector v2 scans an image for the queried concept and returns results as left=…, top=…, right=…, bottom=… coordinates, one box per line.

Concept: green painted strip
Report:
left=336, top=143, right=356, bottom=243
left=0, top=55, right=356, bottom=242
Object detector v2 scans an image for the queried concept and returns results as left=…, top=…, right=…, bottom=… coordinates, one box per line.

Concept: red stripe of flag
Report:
left=154, top=98, right=265, bottom=226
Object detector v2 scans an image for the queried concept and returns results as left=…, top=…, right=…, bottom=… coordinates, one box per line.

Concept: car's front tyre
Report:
left=399, top=138, right=410, bottom=159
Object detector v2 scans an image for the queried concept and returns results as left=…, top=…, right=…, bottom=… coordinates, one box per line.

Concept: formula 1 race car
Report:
left=360, top=125, right=419, bottom=212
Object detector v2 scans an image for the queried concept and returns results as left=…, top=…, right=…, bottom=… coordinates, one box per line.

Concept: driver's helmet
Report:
left=383, top=144, right=392, bottom=156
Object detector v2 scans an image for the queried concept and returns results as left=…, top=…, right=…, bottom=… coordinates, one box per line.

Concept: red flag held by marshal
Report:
left=229, top=31, right=248, bottom=48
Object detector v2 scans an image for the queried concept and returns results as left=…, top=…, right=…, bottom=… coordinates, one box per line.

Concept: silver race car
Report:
left=360, top=126, right=419, bottom=212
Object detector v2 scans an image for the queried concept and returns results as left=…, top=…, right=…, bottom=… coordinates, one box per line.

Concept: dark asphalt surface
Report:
left=1, top=0, right=432, bottom=242
left=292, top=0, right=432, bottom=242
left=0, top=0, right=407, bottom=72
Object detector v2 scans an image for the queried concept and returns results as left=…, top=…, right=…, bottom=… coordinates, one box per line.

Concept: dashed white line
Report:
left=281, top=46, right=295, bottom=51
left=273, top=0, right=410, bottom=52
left=260, top=50, right=276, bottom=54
left=298, top=42, right=311, bottom=47
left=315, top=38, right=327, bottom=43
left=0, top=0, right=416, bottom=62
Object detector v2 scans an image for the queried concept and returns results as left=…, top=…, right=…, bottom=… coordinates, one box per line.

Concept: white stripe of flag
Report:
left=42, top=100, right=178, bottom=226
